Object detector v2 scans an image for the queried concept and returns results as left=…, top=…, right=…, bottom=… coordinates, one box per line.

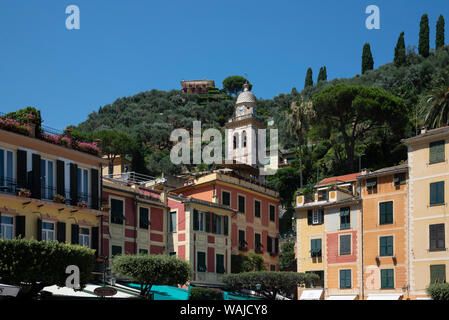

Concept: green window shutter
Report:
left=340, top=207, right=350, bottom=229
left=381, top=269, right=394, bottom=289
left=197, top=252, right=206, bottom=271
left=255, top=201, right=261, bottom=218
left=307, top=210, right=313, bottom=225
left=430, top=140, right=445, bottom=164
left=267, top=236, right=272, bottom=253
left=379, top=202, right=385, bottom=224
left=340, top=235, right=351, bottom=255
left=430, top=265, right=446, bottom=283
left=224, top=216, right=228, bottom=235
left=212, top=213, right=217, bottom=234
left=311, top=239, right=316, bottom=253
left=193, top=210, right=198, bottom=231
left=222, top=191, right=230, bottom=206
left=380, top=236, right=394, bottom=256
left=430, top=182, right=445, bottom=205
left=205, top=212, right=210, bottom=232
left=340, top=270, right=351, bottom=288
left=379, top=202, right=393, bottom=225
left=238, top=196, right=245, bottom=213
left=270, top=205, right=275, bottom=221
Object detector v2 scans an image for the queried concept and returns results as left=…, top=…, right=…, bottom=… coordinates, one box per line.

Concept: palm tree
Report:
left=421, top=80, right=449, bottom=129
left=286, top=98, right=314, bottom=188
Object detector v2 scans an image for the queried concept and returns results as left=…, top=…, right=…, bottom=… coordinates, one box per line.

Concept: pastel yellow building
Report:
left=0, top=125, right=107, bottom=253
left=402, top=127, right=449, bottom=299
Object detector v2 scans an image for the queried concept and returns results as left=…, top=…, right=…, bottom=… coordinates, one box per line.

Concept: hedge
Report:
left=426, top=282, right=449, bottom=300
left=189, top=287, right=223, bottom=300
left=0, top=238, right=95, bottom=297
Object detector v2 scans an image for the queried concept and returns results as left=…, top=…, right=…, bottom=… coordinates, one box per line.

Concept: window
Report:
left=139, top=249, right=148, bottom=254
left=381, top=269, right=394, bottom=289
left=169, top=251, right=176, bottom=256
left=430, top=265, right=446, bottom=283
left=40, top=159, right=54, bottom=200
left=233, top=134, right=239, bottom=149
left=340, top=207, right=350, bottom=230
left=242, top=131, right=247, bottom=148
left=430, top=181, right=445, bottom=206
left=366, top=178, right=377, bottom=191
left=0, top=148, right=14, bottom=192
left=193, top=209, right=205, bottom=231
left=0, top=216, right=14, bottom=239
left=238, top=195, right=245, bottom=213
left=393, top=173, right=406, bottom=186
left=340, top=269, right=352, bottom=289
left=77, top=167, right=89, bottom=203
left=254, top=200, right=261, bottom=218
left=222, top=191, right=231, bottom=206
left=311, top=239, right=322, bottom=257
left=380, top=236, right=394, bottom=256
left=339, top=234, right=351, bottom=255
left=216, top=254, right=225, bottom=274
left=42, top=221, right=55, bottom=242
left=110, top=199, right=125, bottom=224
left=379, top=201, right=393, bottom=225
left=197, top=252, right=206, bottom=272
left=111, top=245, right=122, bottom=257
left=239, top=230, right=247, bottom=249
left=270, top=265, right=276, bottom=272
left=308, top=209, right=323, bottom=225
left=139, top=207, right=150, bottom=229
left=430, top=140, right=445, bottom=164
left=318, top=190, right=327, bottom=201
left=215, top=215, right=223, bottom=235
left=79, top=227, right=90, bottom=247
left=170, top=211, right=177, bottom=232
left=255, top=233, right=263, bottom=252
left=269, top=204, right=275, bottom=222
left=429, top=223, right=445, bottom=251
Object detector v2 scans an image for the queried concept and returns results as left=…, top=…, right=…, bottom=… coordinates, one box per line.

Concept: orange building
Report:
left=358, top=164, right=408, bottom=300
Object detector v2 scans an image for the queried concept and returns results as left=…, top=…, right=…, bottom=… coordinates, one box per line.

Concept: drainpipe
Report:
left=134, top=196, right=137, bottom=254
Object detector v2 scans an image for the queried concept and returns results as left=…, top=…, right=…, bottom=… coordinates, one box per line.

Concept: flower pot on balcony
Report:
left=53, top=194, right=66, bottom=204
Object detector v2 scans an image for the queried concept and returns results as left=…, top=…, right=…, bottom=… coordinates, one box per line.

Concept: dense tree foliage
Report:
left=189, top=287, right=223, bottom=300
left=427, top=282, right=449, bottom=300
left=362, top=43, right=374, bottom=74
left=111, top=254, right=191, bottom=298
left=222, top=76, right=251, bottom=96
left=0, top=238, right=95, bottom=299
left=317, top=66, right=327, bottom=82
left=419, top=14, right=430, bottom=57
left=222, top=271, right=319, bottom=300
left=436, top=15, right=445, bottom=50
left=279, top=242, right=296, bottom=271
left=394, top=32, right=406, bottom=67
left=304, top=68, right=313, bottom=88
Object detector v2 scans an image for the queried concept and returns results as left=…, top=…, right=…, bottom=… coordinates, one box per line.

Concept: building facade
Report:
left=403, top=127, right=449, bottom=299
left=0, top=125, right=106, bottom=254
left=295, top=173, right=362, bottom=300
left=358, top=164, right=408, bottom=300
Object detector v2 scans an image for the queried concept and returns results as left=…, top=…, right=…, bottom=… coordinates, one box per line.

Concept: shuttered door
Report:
left=57, top=222, right=66, bottom=242
left=70, top=163, right=78, bottom=205
left=91, top=227, right=99, bottom=254
left=56, top=160, right=65, bottom=197
left=15, top=216, right=25, bottom=238
left=71, top=224, right=79, bottom=244
left=16, top=150, right=27, bottom=189
left=31, top=154, right=41, bottom=199
left=37, top=218, right=42, bottom=241
left=224, top=216, right=228, bottom=236
left=91, top=168, right=99, bottom=210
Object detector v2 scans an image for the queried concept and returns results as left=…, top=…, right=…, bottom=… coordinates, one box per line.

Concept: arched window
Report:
left=242, top=131, right=247, bottom=148
left=233, top=133, right=239, bottom=149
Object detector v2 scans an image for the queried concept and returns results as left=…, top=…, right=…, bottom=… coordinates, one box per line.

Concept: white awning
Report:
left=327, top=295, right=358, bottom=300
left=367, top=293, right=403, bottom=300
left=300, top=289, right=323, bottom=300
left=0, top=283, right=21, bottom=297
left=42, top=284, right=137, bottom=299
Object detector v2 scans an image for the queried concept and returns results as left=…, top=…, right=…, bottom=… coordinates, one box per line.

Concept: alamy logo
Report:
left=170, top=121, right=278, bottom=175
left=365, top=5, right=380, bottom=30
left=65, top=265, right=80, bottom=289
left=66, top=5, right=80, bottom=30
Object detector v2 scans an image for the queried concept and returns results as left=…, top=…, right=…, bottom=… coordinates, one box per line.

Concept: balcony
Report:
left=0, top=177, right=99, bottom=210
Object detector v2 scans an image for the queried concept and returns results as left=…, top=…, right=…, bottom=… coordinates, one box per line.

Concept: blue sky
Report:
left=0, top=1, right=448, bottom=129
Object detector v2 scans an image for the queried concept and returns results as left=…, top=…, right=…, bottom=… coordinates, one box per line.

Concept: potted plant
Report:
left=100, top=204, right=110, bottom=212
left=53, top=194, right=66, bottom=203
left=77, top=200, right=88, bottom=208
left=18, top=188, right=31, bottom=198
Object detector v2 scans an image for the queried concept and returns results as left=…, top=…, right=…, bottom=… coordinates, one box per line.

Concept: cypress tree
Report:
left=317, top=66, right=327, bottom=82
left=419, top=14, right=430, bottom=57
left=394, top=32, right=406, bottom=67
left=362, top=43, right=374, bottom=74
left=304, top=68, right=313, bottom=88
left=436, top=15, right=445, bottom=50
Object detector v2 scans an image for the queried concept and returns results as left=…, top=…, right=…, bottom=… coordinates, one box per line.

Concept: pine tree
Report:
left=304, top=68, right=313, bottom=88
left=362, top=43, right=374, bottom=74
left=419, top=14, right=430, bottom=57
left=394, top=32, right=406, bottom=67
left=436, top=15, right=445, bottom=50
left=317, top=66, right=327, bottom=82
